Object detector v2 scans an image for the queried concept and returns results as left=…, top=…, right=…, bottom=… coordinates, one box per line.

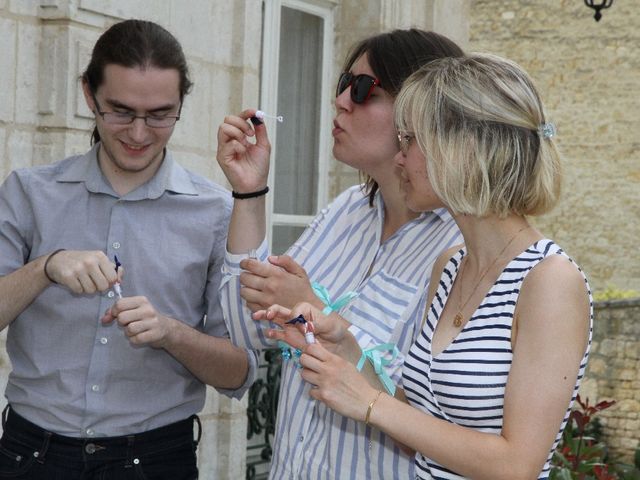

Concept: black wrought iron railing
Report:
left=246, top=349, right=282, bottom=480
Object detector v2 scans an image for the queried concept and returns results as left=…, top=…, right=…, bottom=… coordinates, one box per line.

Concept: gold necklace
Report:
left=453, top=225, right=531, bottom=328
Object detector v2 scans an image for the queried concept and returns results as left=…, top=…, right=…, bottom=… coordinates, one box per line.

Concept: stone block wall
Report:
left=579, top=299, right=640, bottom=463
left=467, top=0, right=640, bottom=294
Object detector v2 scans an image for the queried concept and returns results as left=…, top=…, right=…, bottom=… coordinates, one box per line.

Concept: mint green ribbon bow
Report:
left=311, top=282, right=358, bottom=315
left=356, top=343, right=399, bottom=396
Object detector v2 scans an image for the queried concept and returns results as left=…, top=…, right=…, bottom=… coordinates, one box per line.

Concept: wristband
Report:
left=231, top=186, right=269, bottom=199
left=44, top=248, right=66, bottom=284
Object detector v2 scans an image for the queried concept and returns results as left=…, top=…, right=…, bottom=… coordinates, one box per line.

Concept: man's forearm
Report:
left=164, top=320, right=251, bottom=390
left=0, top=255, right=50, bottom=330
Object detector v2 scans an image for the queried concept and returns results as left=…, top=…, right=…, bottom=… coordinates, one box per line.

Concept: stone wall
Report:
left=580, top=299, right=640, bottom=463
left=467, top=0, right=640, bottom=294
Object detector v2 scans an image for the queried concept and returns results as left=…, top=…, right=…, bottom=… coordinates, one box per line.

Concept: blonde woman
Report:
left=258, top=54, right=592, bottom=479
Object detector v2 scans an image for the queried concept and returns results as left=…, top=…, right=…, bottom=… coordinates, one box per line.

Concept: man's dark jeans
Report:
left=0, top=406, right=200, bottom=479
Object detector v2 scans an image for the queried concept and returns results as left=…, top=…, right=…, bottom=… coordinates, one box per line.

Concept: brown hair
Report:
left=341, top=29, right=464, bottom=205
left=82, top=19, right=193, bottom=145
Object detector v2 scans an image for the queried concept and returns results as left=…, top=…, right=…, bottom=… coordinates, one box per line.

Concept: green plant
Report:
left=551, top=395, right=640, bottom=480
left=551, top=395, right=616, bottom=479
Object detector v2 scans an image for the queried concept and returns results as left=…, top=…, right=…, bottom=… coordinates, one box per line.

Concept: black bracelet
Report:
left=43, top=248, right=66, bottom=284
left=231, top=186, right=269, bottom=199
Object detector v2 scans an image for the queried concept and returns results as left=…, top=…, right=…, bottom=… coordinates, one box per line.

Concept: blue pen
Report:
left=113, top=255, right=123, bottom=299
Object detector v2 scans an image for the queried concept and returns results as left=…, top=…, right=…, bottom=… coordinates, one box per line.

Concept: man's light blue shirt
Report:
left=0, top=144, right=256, bottom=437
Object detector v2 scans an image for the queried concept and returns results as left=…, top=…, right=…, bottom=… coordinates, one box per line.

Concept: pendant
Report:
left=453, top=312, right=463, bottom=327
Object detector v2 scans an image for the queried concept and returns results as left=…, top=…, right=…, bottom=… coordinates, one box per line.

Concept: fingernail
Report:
left=250, top=116, right=263, bottom=126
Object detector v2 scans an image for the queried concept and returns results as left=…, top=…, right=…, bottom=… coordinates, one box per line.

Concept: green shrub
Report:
left=551, top=395, right=640, bottom=480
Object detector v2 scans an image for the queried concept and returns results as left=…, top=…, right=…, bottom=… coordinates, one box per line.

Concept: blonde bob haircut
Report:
left=394, top=53, right=561, bottom=218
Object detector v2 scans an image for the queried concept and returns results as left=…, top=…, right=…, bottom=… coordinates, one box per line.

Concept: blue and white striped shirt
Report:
left=403, top=239, right=592, bottom=479
left=221, top=185, right=461, bottom=479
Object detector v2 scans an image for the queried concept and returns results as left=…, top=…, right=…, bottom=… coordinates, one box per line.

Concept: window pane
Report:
left=274, top=7, right=322, bottom=216
left=272, top=225, right=307, bottom=255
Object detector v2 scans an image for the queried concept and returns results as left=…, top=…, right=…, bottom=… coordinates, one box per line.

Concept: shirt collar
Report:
left=57, top=143, right=198, bottom=199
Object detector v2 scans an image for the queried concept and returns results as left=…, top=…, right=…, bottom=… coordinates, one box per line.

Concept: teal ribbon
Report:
left=311, top=282, right=358, bottom=315
left=356, top=343, right=399, bottom=396
left=278, top=340, right=302, bottom=368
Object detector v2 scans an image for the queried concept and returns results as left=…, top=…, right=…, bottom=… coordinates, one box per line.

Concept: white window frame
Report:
left=260, top=0, right=334, bottom=250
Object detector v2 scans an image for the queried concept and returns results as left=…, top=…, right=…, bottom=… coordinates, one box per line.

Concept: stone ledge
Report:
left=594, top=297, right=640, bottom=310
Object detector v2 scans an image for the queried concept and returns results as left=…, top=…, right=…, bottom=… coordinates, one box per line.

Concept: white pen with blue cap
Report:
left=113, top=255, right=123, bottom=299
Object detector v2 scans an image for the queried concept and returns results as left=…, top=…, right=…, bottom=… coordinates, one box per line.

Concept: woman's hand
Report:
left=216, top=109, right=271, bottom=193
left=239, top=255, right=320, bottom=312
left=253, top=302, right=350, bottom=354
left=300, top=342, right=379, bottom=423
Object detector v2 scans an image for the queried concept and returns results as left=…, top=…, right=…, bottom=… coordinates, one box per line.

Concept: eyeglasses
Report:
left=91, top=92, right=181, bottom=128
left=336, top=72, right=381, bottom=104
left=397, top=131, right=415, bottom=154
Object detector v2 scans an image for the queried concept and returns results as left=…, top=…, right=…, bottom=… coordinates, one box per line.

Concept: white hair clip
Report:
left=539, top=122, right=556, bottom=139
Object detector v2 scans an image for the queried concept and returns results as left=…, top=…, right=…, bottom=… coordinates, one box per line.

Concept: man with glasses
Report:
left=0, top=19, right=255, bottom=479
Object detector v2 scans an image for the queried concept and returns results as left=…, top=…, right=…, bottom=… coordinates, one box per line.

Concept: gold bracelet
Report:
left=365, top=390, right=383, bottom=426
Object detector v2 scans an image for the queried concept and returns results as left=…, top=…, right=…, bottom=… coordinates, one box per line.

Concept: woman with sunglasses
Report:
left=217, top=30, right=463, bottom=479
left=261, top=54, right=592, bottom=479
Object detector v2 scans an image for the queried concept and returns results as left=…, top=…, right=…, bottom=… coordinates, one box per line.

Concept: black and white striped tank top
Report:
left=402, top=239, right=593, bottom=480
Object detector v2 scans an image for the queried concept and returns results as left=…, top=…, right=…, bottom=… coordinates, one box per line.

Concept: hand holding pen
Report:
left=253, top=302, right=351, bottom=355
left=285, top=315, right=316, bottom=344
left=43, top=250, right=119, bottom=295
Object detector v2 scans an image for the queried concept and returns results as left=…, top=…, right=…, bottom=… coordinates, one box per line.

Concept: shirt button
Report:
left=86, top=428, right=94, bottom=436
left=100, top=337, right=108, bottom=345
left=112, top=242, right=121, bottom=249
left=107, top=291, right=115, bottom=298
left=299, top=435, right=304, bottom=442
left=91, top=385, right=100, bottom=392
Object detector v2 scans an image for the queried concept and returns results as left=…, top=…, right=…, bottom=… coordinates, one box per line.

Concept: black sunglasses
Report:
left=336, top=72, right=381, bottom=104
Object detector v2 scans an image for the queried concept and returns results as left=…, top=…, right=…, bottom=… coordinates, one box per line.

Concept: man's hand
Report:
left=45, top=250, right=119, bottom=294
left=101, top=296, right=176, bottom=349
